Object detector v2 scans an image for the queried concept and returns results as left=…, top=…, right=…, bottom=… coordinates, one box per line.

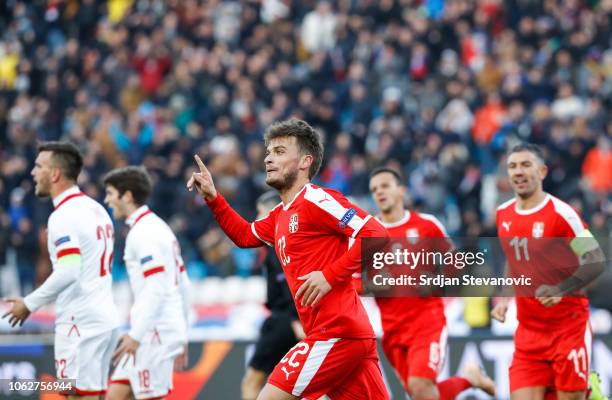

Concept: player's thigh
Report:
left=242, top=367, right=269, bottom=398
left=510, top=327, right=555, bottom=393
left=106, top=382, right=133, bottom=400
left=556, top=390, right=585, bottom=400
left=110, top=342, right=174, bottom=400
left=135, top=357, right=174, bottom=399
left=511, top=386, right=548, bottom=400
left=407, top=376, right=438, bottom=400
left=327, top=355, right=389, bottom=400
left=381, top=341, right=409, bottom=388
left=509, top=352, right=554, bottom=394
left=268, top=338, right=369, bottom=399
left=552, top=321, right=591, bottom=394
left=54, top=328, right=78, bottom=381
left=77, top=328, right=118, bottom=385
left=55, top=328, right=117, bottom=392
left=406, top=324, right=447, bottom=382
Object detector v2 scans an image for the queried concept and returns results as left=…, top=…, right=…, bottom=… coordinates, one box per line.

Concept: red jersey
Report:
left=375, top=211, right=451, bottom=336
left=251, top=184, right=378, bottom=340
left=496, top=194, right=591, bottom=330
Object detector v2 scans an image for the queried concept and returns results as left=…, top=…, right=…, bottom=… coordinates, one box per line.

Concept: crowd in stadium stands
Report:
left=0, top=0, right=610, bottom=294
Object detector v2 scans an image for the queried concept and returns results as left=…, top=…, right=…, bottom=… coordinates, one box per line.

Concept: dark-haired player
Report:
left=369, top=167, right=495, bottom=400
left=493, top=143, right=604, bottom=400
left=3, top=142, right=120, bottom=399
left=103, top=166, right=190, bottom=400
left=188, top=119, right=390, bottom=400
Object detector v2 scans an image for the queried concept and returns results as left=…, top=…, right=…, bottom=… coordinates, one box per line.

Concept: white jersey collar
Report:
left=514, top=194, right=551, bottom=215
left=376, top=210, right=411, bottom=228
left=126, top=205, right=151, bottom=228
left=52, top=186, right=82, bottom=209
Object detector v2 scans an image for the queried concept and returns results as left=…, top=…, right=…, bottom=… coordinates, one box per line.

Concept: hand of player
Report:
left=112, top=334, right=140, bottom=367
left=535, top=285, right=562, bottom=307
left=490, top=298, right=510, bottom=323
left=174, top=345, right=189, bottom=372
left=290, top=320, right=306, bottom=340
left=2, top=297, right=31, bottom=327
left=295, top=271, right=331, bottom=307
left=186, top=155, right=217, bottom=201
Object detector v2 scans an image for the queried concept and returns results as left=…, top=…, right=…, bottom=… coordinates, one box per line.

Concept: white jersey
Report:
left=124, top=205, right=188, bottom=349
left=24, top=186, right=119, bottom=337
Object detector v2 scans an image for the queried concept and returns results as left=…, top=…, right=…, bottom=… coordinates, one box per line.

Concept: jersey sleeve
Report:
left=23, top=215, right=81, bottom=312
left=48, top=214, right=82, bottom=264
left=128, top=236, right=169, bottom=342
left=251, top=207, right=278, bottom=247
left=175, top=239, right=191, bottom=328
left=206, top=193, right=267, bottom=248
left=303, top=186, right=372, bottom=238
left=552, top=199, right=598, bottom=257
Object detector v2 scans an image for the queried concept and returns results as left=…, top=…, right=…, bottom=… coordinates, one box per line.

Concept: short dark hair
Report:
left=37, top=141, right=83, bottom=181
left=369, top=166, right=403, bottom=185
left=264, top=119, right=323, bottom=179
left=508, top=143, right=546, bottom=164
left=257, top=191, right=281, bottom=208
left=103, top=166, right=153, bottom=206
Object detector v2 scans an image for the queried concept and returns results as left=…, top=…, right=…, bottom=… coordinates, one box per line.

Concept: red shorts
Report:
left=510, top=320, right=592, bottom=393
left=382, top=321, right=447, bottom=385
left=268, top=338, right=388, bottom=400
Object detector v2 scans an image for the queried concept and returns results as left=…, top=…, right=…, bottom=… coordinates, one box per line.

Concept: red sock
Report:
left=437, top=377, right=472, bottom=400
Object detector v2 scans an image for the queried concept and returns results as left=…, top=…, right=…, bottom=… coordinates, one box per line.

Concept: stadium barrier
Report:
left=0, top=335, right=610, bottom=399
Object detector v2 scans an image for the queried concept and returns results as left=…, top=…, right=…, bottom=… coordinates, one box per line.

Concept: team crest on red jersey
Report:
left=406, top=228, right=419, bottom=244
left=289, top=213, right=299, bottom=233
left=532, top=222, right=544, bottom=238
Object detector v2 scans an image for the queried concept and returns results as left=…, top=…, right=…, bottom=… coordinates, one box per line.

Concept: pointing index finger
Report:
left=194, top=155, right=207, bottom=173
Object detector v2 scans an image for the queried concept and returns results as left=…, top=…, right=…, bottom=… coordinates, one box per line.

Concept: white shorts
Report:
left=110, top=331, right=182, bottom=399
left=54, top=326, right=119, bottom=395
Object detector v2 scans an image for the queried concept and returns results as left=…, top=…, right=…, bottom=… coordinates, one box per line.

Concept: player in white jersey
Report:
left=103, top=166, right=190, bottom=400
left=3, top=142, right=120, bottom=399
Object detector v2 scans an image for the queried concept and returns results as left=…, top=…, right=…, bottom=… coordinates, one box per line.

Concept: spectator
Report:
left=582, top=135, right=612, bottom=193
left=0, top=0, right=608, bottom=283
left=300, top=1, right=337, bottom=54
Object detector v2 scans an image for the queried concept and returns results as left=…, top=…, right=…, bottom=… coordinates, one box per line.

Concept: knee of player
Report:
left=105, top=383, right=132, bottom=400
left=556, top=391, right=586, bottom=400
left=408, top=377, right=438, bottom=400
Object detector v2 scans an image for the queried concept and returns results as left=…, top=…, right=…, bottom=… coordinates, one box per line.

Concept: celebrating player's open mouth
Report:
left=512, top=177, right=529, bottom=191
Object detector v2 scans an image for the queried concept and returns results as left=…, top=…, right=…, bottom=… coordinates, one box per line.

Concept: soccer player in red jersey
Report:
left=492, top=143, right=604, bottom=400
left=368, top=167, right=495, bottom=400
left=187, top=119, right=389, bottom=400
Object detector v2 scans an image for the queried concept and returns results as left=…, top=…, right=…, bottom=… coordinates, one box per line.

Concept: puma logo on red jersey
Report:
left=502, top=221, right=512, bottom=232
left=281, top=366, right=295, bottom=380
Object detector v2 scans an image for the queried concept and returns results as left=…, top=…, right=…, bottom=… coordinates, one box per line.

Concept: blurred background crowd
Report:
left=0, top=0, right=610, bottom=297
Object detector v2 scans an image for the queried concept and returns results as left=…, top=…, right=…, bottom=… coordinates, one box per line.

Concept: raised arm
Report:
left=188, top=155, right=264, bottom=248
